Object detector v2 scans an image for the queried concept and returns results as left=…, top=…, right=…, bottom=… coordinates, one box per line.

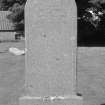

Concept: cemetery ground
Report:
left=0, top=33, right=105, bottom=105
left=0, top=32, right=25, bottom=105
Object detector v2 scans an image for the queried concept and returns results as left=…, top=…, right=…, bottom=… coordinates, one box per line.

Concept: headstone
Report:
left=19, top=0, right=83, bottom=105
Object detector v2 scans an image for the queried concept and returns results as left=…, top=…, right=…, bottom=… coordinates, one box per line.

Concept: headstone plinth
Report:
left=20, top=95, right=82, bottom=105
left=19, top=0, right=83, bottom=105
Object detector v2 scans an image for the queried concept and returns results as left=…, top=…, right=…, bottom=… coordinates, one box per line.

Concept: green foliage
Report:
left=8, top=0, right=26, bottom=31
left=7, top=4, right=24, bottom=23
left=0, top=0, right=26, bottom=32
left=89, top=0, right=105, bottom=9
left=89, top=0, right=105, bottom=4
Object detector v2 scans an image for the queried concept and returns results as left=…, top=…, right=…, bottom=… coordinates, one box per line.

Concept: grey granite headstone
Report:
left=19, top=0, right=83, bottom=105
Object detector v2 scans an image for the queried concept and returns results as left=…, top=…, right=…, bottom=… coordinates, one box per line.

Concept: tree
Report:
left=0, top=0, right=26, bottom=31
left=6, top=0, right=26, bottom=33
left=77, top=0, right=105, bottom=46
left=0, top=0, right=9, bottom=10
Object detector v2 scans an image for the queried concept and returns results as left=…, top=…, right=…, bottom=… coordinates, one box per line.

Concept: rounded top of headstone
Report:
left=25, top=0, right=77, bottom=9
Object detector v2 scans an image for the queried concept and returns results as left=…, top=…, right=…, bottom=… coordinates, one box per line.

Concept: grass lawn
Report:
left=0, top=39, right=25, bottom=105
left=0, top=38, right=105, bottom=105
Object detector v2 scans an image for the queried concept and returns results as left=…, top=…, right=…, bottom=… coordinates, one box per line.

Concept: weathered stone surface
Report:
left=20, top=0, right=83, bottom=104
left=19, top=95, right=83, bottom=105
left=25, top=0, right=77, bottom=96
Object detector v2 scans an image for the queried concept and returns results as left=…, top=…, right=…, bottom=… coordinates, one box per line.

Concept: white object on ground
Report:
left=9, top=47, right=27, bottom=55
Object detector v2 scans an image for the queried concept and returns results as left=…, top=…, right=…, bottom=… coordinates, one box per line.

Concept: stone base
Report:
left=19, top=95, right=83, bottom=105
